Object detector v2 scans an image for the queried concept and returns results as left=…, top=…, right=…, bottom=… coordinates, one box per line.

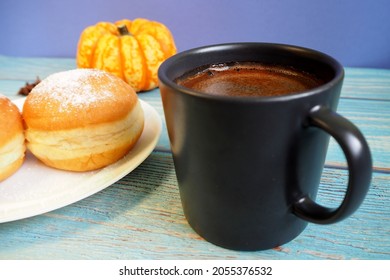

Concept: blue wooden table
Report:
left=0, top=55, right=389, bottom=260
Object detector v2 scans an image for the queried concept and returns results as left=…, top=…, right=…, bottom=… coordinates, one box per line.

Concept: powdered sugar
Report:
left=28, top=69, right=122, bottom=112
left=0, top=93, right=19, bottom=114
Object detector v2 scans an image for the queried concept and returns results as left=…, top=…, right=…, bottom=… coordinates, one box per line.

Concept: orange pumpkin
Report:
left=76, top=18, right=177, bottom=92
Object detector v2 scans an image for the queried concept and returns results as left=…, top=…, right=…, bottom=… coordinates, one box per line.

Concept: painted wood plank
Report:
left=0, top=57, right=388, bottom=260
left=343, top=68, right=390, bottom=100
left=0, top=152, right=388, bottom=259
left=327, top=98, right=390, bottom=170
left=0, top=55, right=75, bottom=80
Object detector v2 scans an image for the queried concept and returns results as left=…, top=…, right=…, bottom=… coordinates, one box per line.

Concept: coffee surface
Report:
left=175, top=62, right=324, bottom=97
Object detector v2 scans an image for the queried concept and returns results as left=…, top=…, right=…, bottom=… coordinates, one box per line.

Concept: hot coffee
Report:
left=175, top=62, right=324, bottom=97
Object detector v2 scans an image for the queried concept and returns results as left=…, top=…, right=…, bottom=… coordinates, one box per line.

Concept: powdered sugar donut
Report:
left=22, top=69, right=144, bottom=171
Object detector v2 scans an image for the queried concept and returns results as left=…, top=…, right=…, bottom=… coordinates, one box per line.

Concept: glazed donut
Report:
left=0, top=95, right=26, bottom=181
left=22, top=69, right=144, bottom=172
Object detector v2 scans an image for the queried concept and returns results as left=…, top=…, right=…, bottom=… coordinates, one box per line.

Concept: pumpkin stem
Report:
left=118, top=25, right=132, bottom=36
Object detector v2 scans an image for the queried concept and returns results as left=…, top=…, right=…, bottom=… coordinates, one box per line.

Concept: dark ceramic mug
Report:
left=158, top=43, right=372, bottom=251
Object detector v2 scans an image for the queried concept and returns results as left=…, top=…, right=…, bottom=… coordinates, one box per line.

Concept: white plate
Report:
left=0, top=98, right=161, bottom=223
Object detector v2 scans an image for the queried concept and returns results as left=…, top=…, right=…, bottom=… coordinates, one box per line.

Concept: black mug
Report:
left=158, top=43, right=372, bottom=251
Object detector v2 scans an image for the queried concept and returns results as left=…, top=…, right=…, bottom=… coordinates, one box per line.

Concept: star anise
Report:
left=18, top=77, right=41, bottom=95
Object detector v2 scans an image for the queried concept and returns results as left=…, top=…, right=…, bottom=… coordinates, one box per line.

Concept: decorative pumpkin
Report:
left=76, top=18, right=177, bottom=92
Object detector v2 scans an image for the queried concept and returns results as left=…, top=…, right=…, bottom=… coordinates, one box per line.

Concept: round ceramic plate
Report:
left=0, top=98, right=161, bottom=223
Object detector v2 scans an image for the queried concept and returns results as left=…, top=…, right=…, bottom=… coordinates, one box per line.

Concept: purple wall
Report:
left=1, top=0, right=389, bottom=68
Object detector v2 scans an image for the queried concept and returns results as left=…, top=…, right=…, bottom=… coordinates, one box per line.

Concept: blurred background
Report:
left=0, top=0, right=389, bottom=68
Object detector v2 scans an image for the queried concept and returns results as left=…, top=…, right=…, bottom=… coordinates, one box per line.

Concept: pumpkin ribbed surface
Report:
left=77, top=18, right=177, bottom=92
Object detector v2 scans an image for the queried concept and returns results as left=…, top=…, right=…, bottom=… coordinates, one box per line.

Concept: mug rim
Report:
left=158, top=42, right=345, bottom=103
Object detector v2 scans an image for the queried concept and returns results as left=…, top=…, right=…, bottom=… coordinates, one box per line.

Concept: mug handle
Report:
left=293, top=105, right=372, bottom=224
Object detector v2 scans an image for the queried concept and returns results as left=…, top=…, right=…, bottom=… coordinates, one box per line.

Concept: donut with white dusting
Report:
left=22, top=69, right=144, bottom=171
left=0, top=95, right=26, bottom=181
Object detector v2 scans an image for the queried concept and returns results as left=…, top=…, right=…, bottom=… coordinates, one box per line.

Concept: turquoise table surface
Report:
left=0, top=55, right=389, bottom=260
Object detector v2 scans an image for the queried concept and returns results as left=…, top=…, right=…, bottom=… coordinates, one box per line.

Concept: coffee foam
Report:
left=176, top=62, right=324, bottom=97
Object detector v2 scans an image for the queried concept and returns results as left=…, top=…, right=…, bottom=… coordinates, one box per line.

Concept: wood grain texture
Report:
left=0, top=55, right=75, bottom=80
left=343, top=68, right=390, bottom=100
left=0, top=56, right=388, bottom=260
left=327, top=98, right=390, bottom=170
